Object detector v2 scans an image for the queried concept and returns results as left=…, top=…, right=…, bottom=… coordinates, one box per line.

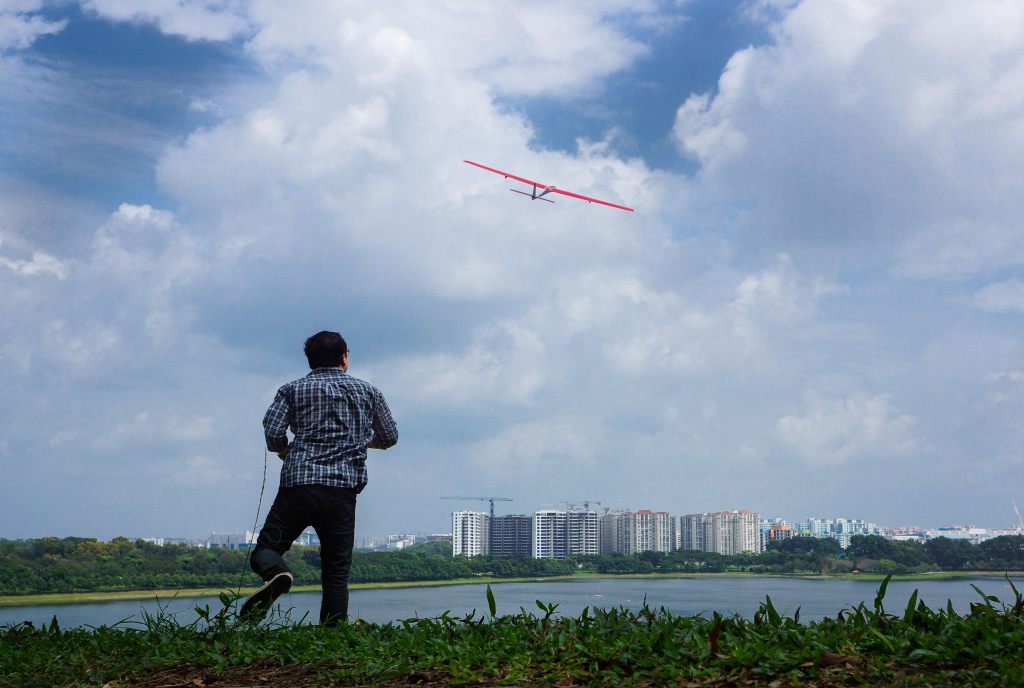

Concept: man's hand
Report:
left=276, top=446, right=288, bottom=460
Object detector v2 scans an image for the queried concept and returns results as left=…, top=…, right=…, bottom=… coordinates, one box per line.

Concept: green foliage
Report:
left=402, top=540, right=452, bottom=556
left=924, top=536, right=984, bottom=570
left=769, top=535, right=844, bottom=557
left=3, top=579, right=1024, bottom=687
left=3, top=534, right=1024, bottom=597
left=0, top=539, right=574, bottom=596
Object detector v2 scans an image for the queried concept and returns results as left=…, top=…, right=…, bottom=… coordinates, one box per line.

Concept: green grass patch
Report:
left=3, top=577, right=1024, bottom=687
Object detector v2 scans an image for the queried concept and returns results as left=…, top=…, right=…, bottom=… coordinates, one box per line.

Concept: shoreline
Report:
left=2, top=570, right=1022, bottom=608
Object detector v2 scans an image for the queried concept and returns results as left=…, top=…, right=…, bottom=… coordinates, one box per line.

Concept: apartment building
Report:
left=601, top=511, right=634, bottom=554
left=679, top=510, right=762, bottom=555
left=452, top=510, right=489, bottom=557
left=533, top=510, right=567, bottom=559
left=566, top=509, right=600, bottom=556
left=491, top=514, right=533, bottom=556
left=601, top=510, right=676, bottom=555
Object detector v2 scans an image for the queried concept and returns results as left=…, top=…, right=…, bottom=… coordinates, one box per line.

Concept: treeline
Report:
left=575, top=535, right=1024, bottom=576
left=0, top=538, right=576, bottom=596
left=2, top=534, right=1022, bottom=596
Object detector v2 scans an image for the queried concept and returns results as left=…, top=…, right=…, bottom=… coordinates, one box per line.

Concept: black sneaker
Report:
left=240, top=571, right=293, bottom=622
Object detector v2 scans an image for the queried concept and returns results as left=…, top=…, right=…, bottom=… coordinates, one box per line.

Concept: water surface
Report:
left=2, top=576, right=1020, bottom=629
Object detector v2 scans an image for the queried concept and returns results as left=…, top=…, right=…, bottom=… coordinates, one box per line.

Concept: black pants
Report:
left=250, top=484, right=357, bottom=625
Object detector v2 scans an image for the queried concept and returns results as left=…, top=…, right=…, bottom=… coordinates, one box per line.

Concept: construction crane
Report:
left=1012, top=498, right=1024, bottom=530
left=564, top=500, right=603, bottom=511
left=440, top=496, right=513, bottom=521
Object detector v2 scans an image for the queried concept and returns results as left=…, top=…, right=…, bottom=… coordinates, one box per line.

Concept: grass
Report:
left=2, top=577, right=1024, bottom=687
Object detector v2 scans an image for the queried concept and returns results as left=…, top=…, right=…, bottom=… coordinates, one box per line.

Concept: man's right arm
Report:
left=263, top=387, right=291, bottom=457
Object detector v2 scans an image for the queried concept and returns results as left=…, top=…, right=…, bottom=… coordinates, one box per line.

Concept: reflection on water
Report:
left=2, top=576, right=1021, bottom=630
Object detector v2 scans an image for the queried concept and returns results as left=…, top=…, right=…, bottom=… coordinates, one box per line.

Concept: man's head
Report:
left=304, top=331, right=349, bottom=370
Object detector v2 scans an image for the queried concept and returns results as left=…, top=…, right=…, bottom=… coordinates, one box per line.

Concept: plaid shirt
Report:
left=263, top=367, right=398, bottom=489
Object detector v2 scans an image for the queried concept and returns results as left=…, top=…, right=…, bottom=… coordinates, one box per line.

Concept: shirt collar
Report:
left=307, top=366, right=346, bottom=377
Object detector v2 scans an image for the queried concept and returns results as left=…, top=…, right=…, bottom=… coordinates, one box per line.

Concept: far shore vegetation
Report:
left=3, top=534, right=1024, bottom=605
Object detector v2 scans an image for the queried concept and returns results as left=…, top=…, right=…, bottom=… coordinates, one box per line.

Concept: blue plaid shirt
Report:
left=263, top=367, right=398, bottom=489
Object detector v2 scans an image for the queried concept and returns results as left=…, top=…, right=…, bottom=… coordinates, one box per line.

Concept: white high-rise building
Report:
left=452, top=511, right=489, bottom=557
left=797, top=518, right=831, bottom=539
left=533, top=510, right=567, bottom=559
left=679, top=510, right=762, bottom=555
left=209, top=531, right=258, bottom=550
left=637, top=511, right=676, bottom=553
left=794, top=517, right=882, bottom=548
left=634, top=511, right=655, bottom=553
left=566, top=508, right=600, bottom=556
left=601, top=510, right=676, bottom=555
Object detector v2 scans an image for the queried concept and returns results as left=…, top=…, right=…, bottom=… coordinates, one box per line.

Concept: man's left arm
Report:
left=367, top=388, right=398, bottom=450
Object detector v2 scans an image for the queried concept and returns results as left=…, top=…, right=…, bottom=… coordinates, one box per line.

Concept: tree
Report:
left=847, top=535, right=893, bottom=560
left=923, top=537, right=982, bottom=570
left=887, top=539, right=930, bottom=567
left=769, top=536, right=842, bottom=557
left=979, top=535, right=1024, bottom=568
left=406, top=541, right=452, bottom=557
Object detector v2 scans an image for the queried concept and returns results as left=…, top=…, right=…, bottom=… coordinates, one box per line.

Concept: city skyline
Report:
left=7, top=499, right=1023, bottom=544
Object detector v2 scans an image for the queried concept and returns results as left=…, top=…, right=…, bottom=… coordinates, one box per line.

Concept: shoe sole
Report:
left=240, top=571, right=293, bottom=621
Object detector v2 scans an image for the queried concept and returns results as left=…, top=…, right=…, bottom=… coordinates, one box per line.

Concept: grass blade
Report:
left=874, top=574, right=892, bottom=614
left=486, top=585, right=496, bottom=619
left=903, top=589, right=919, bottom=624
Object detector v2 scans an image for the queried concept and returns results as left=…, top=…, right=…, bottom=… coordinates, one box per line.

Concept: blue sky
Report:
left=3, top=0, right=1024, bottom=541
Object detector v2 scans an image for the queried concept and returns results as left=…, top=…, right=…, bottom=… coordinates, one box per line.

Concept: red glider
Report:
left=464, top=160, right=634, bottom=212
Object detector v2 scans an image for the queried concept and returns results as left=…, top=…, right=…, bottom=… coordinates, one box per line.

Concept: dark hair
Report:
left=304, top=331, right=348, bottom=369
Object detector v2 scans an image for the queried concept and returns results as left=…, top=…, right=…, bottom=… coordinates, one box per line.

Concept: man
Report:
left=242, top=330, right=398, bottom=625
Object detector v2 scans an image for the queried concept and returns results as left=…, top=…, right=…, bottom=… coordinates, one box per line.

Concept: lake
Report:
left=2, top=576, right=1021, bottom=629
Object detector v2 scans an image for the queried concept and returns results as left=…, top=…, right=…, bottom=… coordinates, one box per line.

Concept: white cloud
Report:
left=0, top=244, right=67, bottom=279
left=673, top=0, right=1024, bottom=277
left=110, top=203, right=174, bottom=228
left=730, top=254, right=844, bottom=323
left=974, top=278, right=1024, bottom=314
left=601, top=256, right=843, bottom=377
left=105, top=411, right=215, bottom=450
left=243, top=1, right=656, bottom=97
left=171, top=455, right=231, bottom=485
left=0, top=1, right=66, bottom=52
left=985, top=369, right=1024, bottom=405
left=777, top=391, right=920, bottom=465
left=383, top=320, right=545, bottom=409
left=464, top=417, right=599, bottom=479
left=91, top=203, right=203, bottom=296
left=10, top=0, right=1024, bottom=535
left=45, top=319, right=121, bottom=375
left=82, top=0, right=250, bottom=42
left=82, top=0, right=658, bottom=98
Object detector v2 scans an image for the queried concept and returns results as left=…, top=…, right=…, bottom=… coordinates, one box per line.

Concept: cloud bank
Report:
left=2, top=0, right=1024, bottom=537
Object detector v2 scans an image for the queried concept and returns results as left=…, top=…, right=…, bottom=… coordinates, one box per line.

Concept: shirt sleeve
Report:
left=370, top=388, right=399, bottom=449
left=263, top=386, right=291, bottom=453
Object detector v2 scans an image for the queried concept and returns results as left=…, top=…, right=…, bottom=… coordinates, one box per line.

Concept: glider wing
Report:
left=547, top=186, right=634, bottom=212
left=464, top=160, right=634, bottom=212
left=464, top=160, right=544, bottom=188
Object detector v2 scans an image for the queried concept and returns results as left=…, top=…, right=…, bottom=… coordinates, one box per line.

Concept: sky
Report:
left=3, top=0, right=1024, bottom=541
